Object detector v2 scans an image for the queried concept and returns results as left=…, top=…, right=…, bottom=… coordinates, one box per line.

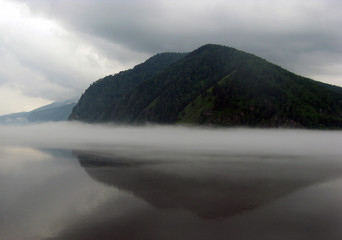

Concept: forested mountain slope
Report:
left=69, top=52, right=186, bottom=121
left=69, top=44, right=342, bottom=128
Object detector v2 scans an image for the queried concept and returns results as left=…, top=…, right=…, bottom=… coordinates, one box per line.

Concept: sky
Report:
left=0, top=0, right=341, bottom=115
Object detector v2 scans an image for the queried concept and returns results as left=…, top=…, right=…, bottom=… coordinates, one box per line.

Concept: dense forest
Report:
left=69, top=52, right=186, bottom=121
left=69, top=44, right=342, bottom=129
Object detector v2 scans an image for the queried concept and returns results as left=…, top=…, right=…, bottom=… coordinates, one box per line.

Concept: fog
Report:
left=0, top=122, right=341, bottom=158
left=1, top=122, right=342, bottom=240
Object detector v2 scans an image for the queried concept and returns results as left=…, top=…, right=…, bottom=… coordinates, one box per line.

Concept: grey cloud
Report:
left=0, top=0, right=125, bottom=103
left=16, top=0, right=342, bottom=87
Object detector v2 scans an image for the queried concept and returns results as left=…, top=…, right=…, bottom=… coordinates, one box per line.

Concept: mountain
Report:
left=69, top=52, right=187, bottom=121
left=0, top=99, right=77, bottom=124
left=69, top=44, right=342, bottom=129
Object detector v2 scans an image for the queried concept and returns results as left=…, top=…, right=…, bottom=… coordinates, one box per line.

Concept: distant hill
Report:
left=0, top=99, right=77, bottom=124
left=69, top=44, right=342, bottom=129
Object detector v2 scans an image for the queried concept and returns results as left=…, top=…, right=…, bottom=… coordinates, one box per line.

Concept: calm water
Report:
left=0, top=123, right=342, bottom=240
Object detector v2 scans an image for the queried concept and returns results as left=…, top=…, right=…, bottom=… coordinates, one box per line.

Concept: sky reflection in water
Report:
left=0, top=124, right=342, bottom=240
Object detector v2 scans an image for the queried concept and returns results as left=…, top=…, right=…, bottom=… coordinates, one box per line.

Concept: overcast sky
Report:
left=0, top=0, right=341, bottom=115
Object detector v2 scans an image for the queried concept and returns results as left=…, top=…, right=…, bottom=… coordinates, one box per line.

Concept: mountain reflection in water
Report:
left=75, top=150, right=342, bottom=219
left=47, top=148, right=342, bottom=240
left=1, top=125, right=342, bottom=240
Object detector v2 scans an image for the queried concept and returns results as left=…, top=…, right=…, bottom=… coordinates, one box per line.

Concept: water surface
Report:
left=0, top=123, right=342, bottom=240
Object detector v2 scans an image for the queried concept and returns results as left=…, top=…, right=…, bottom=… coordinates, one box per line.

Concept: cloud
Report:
left=1, top=0, right=341, bottom=114
left=16, top=0, right=342, bottom=85
left=0, top=85, right=51, bottom=115
left=0, top=0, right=145, bottom=114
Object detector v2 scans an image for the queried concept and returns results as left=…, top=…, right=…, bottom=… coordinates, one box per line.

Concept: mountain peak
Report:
left=196, top=43, right=231, bottom=50
left=69, top=44, right=342, bottom=129
left=188, top=43, right=236, bottom=56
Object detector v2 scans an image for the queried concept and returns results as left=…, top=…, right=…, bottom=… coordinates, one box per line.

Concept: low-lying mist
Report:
left=1, top=122, right=342, bottom=240
left=0, top=122, right=341, bottom=158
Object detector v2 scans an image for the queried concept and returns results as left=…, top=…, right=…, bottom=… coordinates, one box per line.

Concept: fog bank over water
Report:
left=1, top=122, right=342, bottom=240
left=0, top=122, right=341, bottom=157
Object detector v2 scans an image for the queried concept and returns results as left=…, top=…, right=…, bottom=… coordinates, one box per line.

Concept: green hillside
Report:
left=69, top=44, right=342, bottom=128
left=69, top=52, right=186, bottom=121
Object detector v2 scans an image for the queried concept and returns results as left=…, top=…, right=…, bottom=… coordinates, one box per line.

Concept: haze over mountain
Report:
left=0, top=99, right=77, bottom=124
left=69, top=44, right=342, bottom=129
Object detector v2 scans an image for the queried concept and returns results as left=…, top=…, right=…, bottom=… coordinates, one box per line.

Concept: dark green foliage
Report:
left=69, top=44, right=342, bottom=129
left=109, top=45, right=259, bottom=123
left=184, top=56, right=342, bottom=128
left=69, top=52, right=187, bottom=121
